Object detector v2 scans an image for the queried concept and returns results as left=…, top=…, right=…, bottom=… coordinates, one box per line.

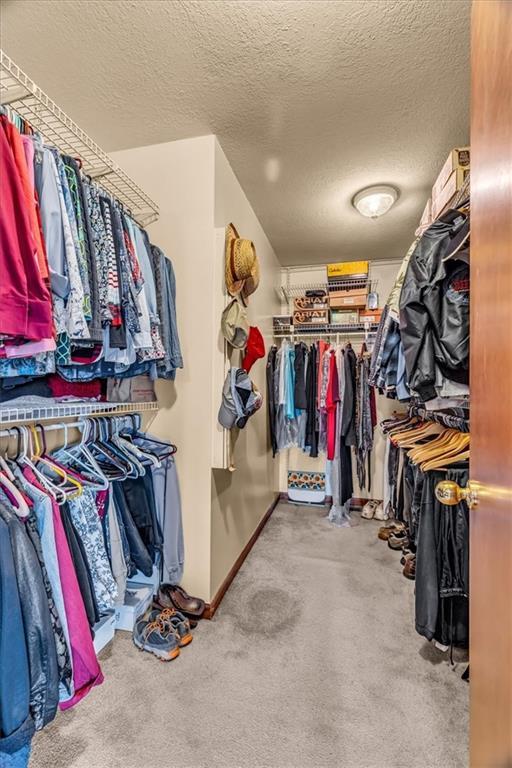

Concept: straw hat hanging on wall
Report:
left=225, top=223, right=260, bottom=304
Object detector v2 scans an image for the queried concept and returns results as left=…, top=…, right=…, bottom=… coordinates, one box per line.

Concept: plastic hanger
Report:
left=13, top=426, right=66, bottom=504
left=30, top=424, right=83, bottom=502
left=54, top=420, right=110, bottom=491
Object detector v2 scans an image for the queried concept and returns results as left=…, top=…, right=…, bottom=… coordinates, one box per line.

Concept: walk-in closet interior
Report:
left=0, top=2, right=511, bottom=768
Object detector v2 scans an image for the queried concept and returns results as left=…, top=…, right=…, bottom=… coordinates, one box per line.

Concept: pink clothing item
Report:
left=326, top=351, right=340, bottom=461
left=53, top=498, right=104, bottom=709
left=20, top=135, right=35, bottom=189
left=22, top=468, right=103, bottom=709
left=5, top=120, right=48, bottom=279
left=0, top=116, right=53, bottom=340
left=1, top=337, right=56, bottom=358
left=96, top=490, right=108, bottom=520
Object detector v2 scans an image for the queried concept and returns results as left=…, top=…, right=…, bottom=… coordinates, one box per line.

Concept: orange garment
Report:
left=5, top=120, right=49, bottom=279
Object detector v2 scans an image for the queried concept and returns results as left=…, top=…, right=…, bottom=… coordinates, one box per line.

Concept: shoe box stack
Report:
left=431, top=147, right=470, bottom=219
left=417, top=147, right=470, bottom=236
left=327, top=261, right=381, bottom=326
left=292, top=293, right=329, bottom=330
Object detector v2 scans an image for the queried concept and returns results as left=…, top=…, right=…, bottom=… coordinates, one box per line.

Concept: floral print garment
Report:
left=68, top=488, right=118, bottom=612
left=49, top=149, right=90, bottom=340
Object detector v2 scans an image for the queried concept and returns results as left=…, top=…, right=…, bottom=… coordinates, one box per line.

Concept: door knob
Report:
left=435, top=480, right=479, bottom=508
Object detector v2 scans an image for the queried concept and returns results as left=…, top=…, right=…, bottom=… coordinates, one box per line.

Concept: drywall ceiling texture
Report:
left=1, top=0, right=470, bottom=264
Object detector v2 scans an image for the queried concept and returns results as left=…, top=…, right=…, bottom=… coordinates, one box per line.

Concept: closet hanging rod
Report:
left=0, top=412, right=141, bottom=440
left=0, top=49, right=159, bottom=227
left=0, top=400, right=159, bottom=427
left=409, top=404, right=470, bottom=433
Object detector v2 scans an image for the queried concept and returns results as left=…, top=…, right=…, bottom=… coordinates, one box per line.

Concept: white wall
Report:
left=111, top=135, right=216, bottom=600
left=277, top=259, right=403, bottom=501
left=112, top=135, right=281, bottom=602
left=210, top=139, right=281, bottom=597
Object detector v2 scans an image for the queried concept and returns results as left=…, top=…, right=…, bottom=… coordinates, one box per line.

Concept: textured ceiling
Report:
left=1, top=0, right=470, bottom=265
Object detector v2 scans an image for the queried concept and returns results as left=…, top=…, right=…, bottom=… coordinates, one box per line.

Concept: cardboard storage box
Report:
left=330, top=295, right=367, bottom=310
left=294, top=296, right=327, bottom=311
left=327, top=260, right=369, bottom=279
left=329, top=288, right=368, bottom=309
left=416, top=197, right=433, bottom=236
left=328, top=285, right=368, bottom=298
left=432, top=147, right=470, bottom=203
left=293, top=309, right=329, bottom=325
left=360, top=309, right=383, bottom=324
left=432, top=168, right=470, bottom=219
left=330, top=310, right=360, bottom=325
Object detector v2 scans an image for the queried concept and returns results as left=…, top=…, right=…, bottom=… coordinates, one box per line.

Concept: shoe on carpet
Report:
left=148, top=606, right=193, bottom=647
left=373, top=502, right=388, bottom=521
left=157, top=584, right=206, bottom=620
left=133, top=617, right=180, bottom=661
left=400, top=551, right=416, bottom=566
left=361, top=500, right=378, bottom=519
left=403, top=557, right=416, bottom=580
left=388, top=530, right=410, bottom=550
left=378, top=522, right=405, bottom=541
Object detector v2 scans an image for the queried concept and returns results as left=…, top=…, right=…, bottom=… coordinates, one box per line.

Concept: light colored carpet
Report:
left=30, top=502, right=469, bottom=768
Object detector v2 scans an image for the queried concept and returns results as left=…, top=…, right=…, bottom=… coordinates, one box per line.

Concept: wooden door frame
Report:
left=470, top=2, right=512, bottom=766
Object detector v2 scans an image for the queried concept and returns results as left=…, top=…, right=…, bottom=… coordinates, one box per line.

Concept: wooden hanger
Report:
left=422, top=448, right=470, bottom=472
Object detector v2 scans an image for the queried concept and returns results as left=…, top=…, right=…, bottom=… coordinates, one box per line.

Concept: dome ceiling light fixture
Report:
left=352, top=185, right=399, bottom=219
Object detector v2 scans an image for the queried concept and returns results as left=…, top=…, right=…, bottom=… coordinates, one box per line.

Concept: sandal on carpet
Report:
left=361, top=500, right=379, bottom=519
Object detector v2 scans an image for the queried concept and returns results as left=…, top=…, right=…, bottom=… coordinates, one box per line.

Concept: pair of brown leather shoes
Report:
left=156, top=584, right=206, bottom=623
left=403, top=557, right=416, bottom=580
left=377, top=522, right=406, bottom=541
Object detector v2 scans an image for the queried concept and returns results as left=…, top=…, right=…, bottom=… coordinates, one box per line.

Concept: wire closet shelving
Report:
left=0, top=50, right=159, bottom=227
left=0, top=401, right=159, bottom=428
left=280, top=278, right=378, bottom=304
left=273, top=321, right=379, bottom=339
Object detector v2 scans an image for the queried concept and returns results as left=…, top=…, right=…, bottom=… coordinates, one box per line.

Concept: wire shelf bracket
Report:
left=0, top=50, right=159, bottom=227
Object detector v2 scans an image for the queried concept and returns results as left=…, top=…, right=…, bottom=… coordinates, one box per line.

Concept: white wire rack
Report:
left=0, top=400, right=159, bottom=427
left=273, top=321, right=379, bottom=339
left=0, top=50, right=159, bottom=227
left=280, top=279, right=377, bottom=303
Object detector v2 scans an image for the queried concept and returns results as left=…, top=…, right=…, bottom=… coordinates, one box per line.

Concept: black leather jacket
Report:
left=399, top=210, right=470, bottom=401
left=0, top=503, right=59, bottom=732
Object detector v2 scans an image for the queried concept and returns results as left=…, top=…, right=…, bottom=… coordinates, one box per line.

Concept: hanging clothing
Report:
left=0, top=517, right=35, bottom=756
left=399, top=209, right=470, bottom=401
left=266, top=346, right=278, bottom=457
left=326, top=351, right=339, bottom=461
left=0, top=501, right=59, bottom=731
left=305, top=343, right=319, bottom=458
left=0, top=113, right=183, bottom=396
left=355, top=352, right=374, bottom=491
left=0, top=116, right=53, bottom=342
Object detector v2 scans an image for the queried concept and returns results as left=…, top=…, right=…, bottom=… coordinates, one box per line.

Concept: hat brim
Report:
left=225, top=223, right=245, bottom=297
left=241, top=257, right=260, bottom=303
